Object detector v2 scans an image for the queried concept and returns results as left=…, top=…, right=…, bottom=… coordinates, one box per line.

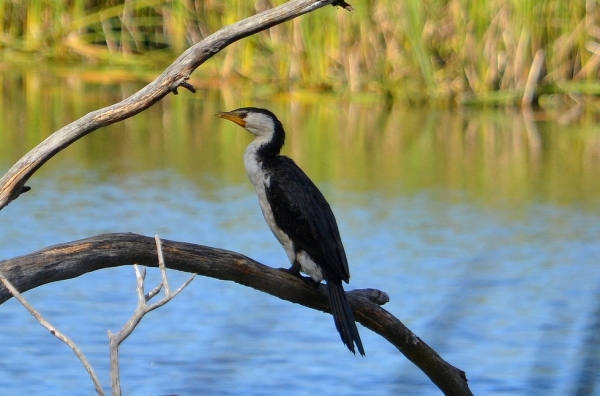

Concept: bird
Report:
left=215, top=107, right=364, bottom=356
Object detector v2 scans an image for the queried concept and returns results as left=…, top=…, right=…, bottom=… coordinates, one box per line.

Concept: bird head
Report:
left=215, top=107, right=281, bottom=139
left=216, top=107, right=286, bottom=156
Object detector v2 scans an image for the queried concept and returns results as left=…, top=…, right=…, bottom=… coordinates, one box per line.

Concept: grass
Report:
left=0, top=0, right=598, bottom=106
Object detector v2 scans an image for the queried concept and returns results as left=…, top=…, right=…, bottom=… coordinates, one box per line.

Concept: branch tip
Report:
left=332, top=0, right=353, bottom=11
left=171, top=81, right=196, bottom=95
left=181, top=82, right=196, bottom=93
left=134, top=265, right=146, bottom=281
left=145, top=283, right=163, bottom=301
left=362, top=288, right=390, bottom=305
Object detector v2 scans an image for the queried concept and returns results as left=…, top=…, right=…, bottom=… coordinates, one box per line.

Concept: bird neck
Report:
left=255, top=120, right=285, bottom=158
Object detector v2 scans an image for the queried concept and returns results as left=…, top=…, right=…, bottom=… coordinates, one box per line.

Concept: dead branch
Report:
left=0, top=0, right=347, bottom=211
left=0, top=269, right=105, bottom=396
left=0, top=233, right=473, bottom=396
left=108, top=236, right=195, bottom=396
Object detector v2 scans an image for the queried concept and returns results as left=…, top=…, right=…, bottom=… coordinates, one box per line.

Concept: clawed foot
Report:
left=278, top=266, right=321, bottom=289
left=301, top=276, right=321, bottom=289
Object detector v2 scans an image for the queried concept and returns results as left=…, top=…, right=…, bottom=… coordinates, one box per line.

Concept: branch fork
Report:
left=108, top=236, right=195, bottom=396
left=0, top=235, right=195, bottom=396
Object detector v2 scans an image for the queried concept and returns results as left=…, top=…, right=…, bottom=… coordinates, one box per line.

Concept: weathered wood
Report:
left=0, top=0, right=342, bottom=210
left=0, top=233, right=472, bottom=396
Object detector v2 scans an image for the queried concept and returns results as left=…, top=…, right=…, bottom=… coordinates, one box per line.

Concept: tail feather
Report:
left=327, top=281, right=365, bottom=356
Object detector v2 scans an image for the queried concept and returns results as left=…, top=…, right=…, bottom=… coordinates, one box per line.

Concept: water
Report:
left=1, top=71, right=600, bottom=395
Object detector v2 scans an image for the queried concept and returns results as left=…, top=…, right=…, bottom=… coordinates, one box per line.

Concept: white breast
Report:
left=244, top=144, right=296, bottom=264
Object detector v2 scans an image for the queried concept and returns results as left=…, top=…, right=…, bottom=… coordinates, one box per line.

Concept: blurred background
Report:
left=0, top=0, right=600, bottom=106
left=1, top=1, right=600, bottom=395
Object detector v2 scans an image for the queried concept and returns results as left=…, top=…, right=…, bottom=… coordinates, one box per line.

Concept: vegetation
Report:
left=0, top=0, right=599, bottom=105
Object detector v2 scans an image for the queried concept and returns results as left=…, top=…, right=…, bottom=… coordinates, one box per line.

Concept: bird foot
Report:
left=301, top=276, right=321, bottom=289
left=279, top=265, right=301, bottom=276
left=278, top=267, right=321, bottom=289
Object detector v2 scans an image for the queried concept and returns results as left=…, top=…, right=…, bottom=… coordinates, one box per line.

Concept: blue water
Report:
left=1, top=159, right=600, bottom=395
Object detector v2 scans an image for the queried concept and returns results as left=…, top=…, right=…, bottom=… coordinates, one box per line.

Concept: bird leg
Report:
left=301, top=276, right=321, bottom=289
left=279, top=262, right=321, bottom=289
left=281, top=261, right=301, bottom=276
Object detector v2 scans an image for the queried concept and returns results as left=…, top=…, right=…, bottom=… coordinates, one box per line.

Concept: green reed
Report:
left=0, top=0, right=598, bottom=105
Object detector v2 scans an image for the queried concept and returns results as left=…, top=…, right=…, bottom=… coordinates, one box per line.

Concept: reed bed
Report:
left=0, top=0, right=599, bottom=105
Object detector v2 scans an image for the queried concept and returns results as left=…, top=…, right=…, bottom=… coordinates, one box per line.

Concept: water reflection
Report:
left=2, top=70, right=600, bottom=205
left=1, top=70, right=600, bottom=395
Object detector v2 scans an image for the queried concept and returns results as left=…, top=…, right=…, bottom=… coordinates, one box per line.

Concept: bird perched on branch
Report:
left=215, top=107, right=364, bottom=356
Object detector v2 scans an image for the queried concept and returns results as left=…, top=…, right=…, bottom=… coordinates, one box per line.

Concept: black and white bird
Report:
left=215, top=107, right=364, bottom=356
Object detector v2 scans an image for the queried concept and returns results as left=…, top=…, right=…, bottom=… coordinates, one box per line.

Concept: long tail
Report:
left=327, top=280, right=365, bottom=356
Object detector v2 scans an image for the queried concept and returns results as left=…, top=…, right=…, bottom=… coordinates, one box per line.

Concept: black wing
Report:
left=264, top=156, right=350, bottom=282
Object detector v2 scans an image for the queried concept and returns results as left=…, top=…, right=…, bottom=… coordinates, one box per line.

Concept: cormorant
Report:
left=215, top=107, right=364, bottom=356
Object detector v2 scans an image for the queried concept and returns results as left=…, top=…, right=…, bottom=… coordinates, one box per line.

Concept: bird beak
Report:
left=215, top=111, right=246, bottom=127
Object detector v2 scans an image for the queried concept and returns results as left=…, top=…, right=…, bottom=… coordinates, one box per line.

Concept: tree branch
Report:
left=0, top=269, right=105, bottom=396
left=0, top=233, right=472, bottom=395
left=108, top=236, right=195, bottom=396
left=0, top=0, right=346, bottom=211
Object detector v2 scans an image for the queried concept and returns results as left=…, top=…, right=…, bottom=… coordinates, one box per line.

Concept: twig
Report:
left=331, top=0, right=354, bottom=11
left=0, top=270, right=105, bottom=396
left=155, top=235, right=171, bottom=296
left=107, top=236, right=195, bottom=396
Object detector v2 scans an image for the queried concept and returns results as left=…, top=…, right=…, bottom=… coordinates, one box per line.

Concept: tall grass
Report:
left=0, top=0, right=598, bottom=104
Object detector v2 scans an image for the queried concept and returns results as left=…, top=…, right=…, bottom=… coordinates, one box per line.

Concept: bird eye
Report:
left=240, top=111, right=248, bottom=118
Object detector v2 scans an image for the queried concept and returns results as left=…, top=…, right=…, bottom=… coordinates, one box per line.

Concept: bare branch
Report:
left=145, top=282, right=163, bottom=301
left=134, top=265, right=146, bottom=305
left=332, top=0, right=354, bottom=11
left=155, top=235, right=171, bottom=296
left=0, top=0, right=347, bottom=211
left=0, top=270, right=105, bottom=396
left=0, top=233, right=472, bottom=395
left=170, top=271, right=197, bottom=299
left=108, top=237, right=195, bottom=396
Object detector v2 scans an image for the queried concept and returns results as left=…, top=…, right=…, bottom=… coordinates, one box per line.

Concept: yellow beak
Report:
left=215, top=111, right=246, bottom=127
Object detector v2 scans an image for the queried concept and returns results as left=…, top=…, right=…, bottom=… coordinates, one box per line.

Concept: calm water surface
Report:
left=1, top=72, right=600, bottom=395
